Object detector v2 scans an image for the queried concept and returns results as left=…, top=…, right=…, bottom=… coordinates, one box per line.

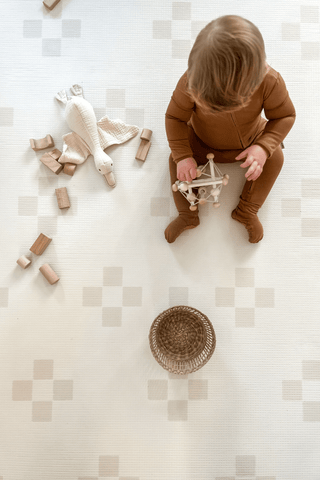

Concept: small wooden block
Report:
left=43, top=0, right=61, bottom=10
left=140, top=128, right=153, bottom=142
left=135, top=139, right=151, bottom=162
left=55, top=187, right=70, bottom=209
left=30, top=134, right=54, bottom=151
left=30, top=233, right=52, bottom=255
left=63, top=163, right=77, bottom=176
left=17, top=255, right=32, bottom=269
left=40, top=150, right=63, bottom=174
left=39, top=264, right=59, bottom=285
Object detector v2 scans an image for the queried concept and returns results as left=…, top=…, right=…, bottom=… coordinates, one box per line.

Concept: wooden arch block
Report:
left=30, top=134, right=54, bottom=151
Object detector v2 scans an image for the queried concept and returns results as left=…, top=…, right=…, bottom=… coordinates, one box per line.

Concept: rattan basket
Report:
left=149, top=305, right=216, bottom=375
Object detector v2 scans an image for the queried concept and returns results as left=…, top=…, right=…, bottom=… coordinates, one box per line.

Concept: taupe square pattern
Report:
left=281, top=198, right=301, bottom=217
left=0, top=288, right=8, bottom=307
left=255, top=288, right=275, bottom=308
left=235, top=268, right=255, bottom=287
left=83, top=287, right=103, bottom=307
left=33, top=360, right=54, bottom=379
left=302, top=361, right=320, bottom=380
left=103, top=267, right=123, bottom=286
left=23, top=20, right=42, bottom=38
left=102, top=307, right=122, bottom=326
left=42, top=39, right=61, bottom=56
left=62, top=19, right=81, bottom=37
left=106, top=89, right=126, bottom=108
left=301, top=5, right=319, bottom=23
left=148, top=380, right=168, bottom=400
left=168, top=400, right=188, bottom=421
left=302, top=178, right=320, bottom=198
left=215, top=288, right=235, bottom=307
left=282, top=380, right=302, bottom=400
left=188, top=379, right=208, bottom=400
left=172, top=2, right=191, bottom=20
left=235, top=308, right=255, bottom=328
left=12, top=381, right=33, bottom=401
left=53, top=380, right=73, bottom=400
left=303, top=401, right=320, bottom=421
left=99, top=455, right=119, bottom=476
left=0, top=107, right=14, bottom=126
left=301, top=218, right=320, bottom=237
left=32, top=401, right=52, bottom=422
left=236, top=455, right=256, bottom=475
left=153, top=20, right=172, bottom=39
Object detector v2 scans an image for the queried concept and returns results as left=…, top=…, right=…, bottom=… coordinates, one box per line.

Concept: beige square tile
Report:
left=172, top=39, right=191, bottom=59
left=172, top=2, right=191, bottom=20
left=281, top=23, right=300, bottom=41
left=255, top=288, right=275, bottom=308
left=18, top=196, right=38, bottom=216
left=169, top=286, right=188, bottom=306
left=282, top=380, right=302, bottom=400
left=302, top=178, right=320, bottom=198
left=99, top=455, right=119, bottom=477
left=102, top=307, right=122, bottom=327
left=33, top=359, right=54, bottom=380
left=235, top=268, right=255, bottom=287
left=122, top=287, right=142, bottom=307
left=42, top=39, right=61, bottom=56
left=153, top=20, right=172, bottom=39
left=53, top=380, right=73, bottom=400
left=148, top=380, right=168, bottom=400
left=0, top=288, right=9, bottom=307
left=215, top=287, right=235, bottom=307
left=281, top=198, right=301, bottom=217
left=301, top=5, right=319, bottom=23
left=236, top=455, right=255, bottom=475
left=12, top=380, right=33, bottom=401
left=106, top=89, right=126, bottom=108
left=0, top=107, right=14, bottom=126
left=301, top=218, right=320, bottom=237
left=168, top=400, right=188, bottom=421
left=32, top=401, right=52, bottom=422
left=302, top=360, right=320, bottom=380
left=103, top=267, right=123, bottom=286
left=83, top=287, right=102, bottom=307
left=303, top=401, right=320, bottom=421
left=235, top=308, right=255, bottom=328
left=301, top=42, right=320, bottom=60
left=62, top=19, right=81, bottom=37
left=188, top=379, right=208, bottom=400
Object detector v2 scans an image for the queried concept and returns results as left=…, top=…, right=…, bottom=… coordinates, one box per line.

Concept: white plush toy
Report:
left=56, top=85, right=139, bottom=187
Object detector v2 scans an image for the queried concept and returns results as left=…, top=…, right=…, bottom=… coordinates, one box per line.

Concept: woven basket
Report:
left=149, top=305, right=216, bottom=375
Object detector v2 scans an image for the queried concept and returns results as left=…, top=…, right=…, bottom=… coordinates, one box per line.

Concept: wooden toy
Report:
left=63, top=163, right=77, bottom=176
left=55, top=187, right=70, bottom=209
left=16, top=255, right=32, bottom=269
left=40, top=149, right=63, bottom=174
left=135, top=128, right=152, bottom=161
left=43, top=0, right=61, bottom=10
left=39, top=264, right=59, bottom=284
left=172, top=153, right=229, bottom=211
left=30, top=134, right=54, bottom=151
left=30, top=233, right=52, bottom=255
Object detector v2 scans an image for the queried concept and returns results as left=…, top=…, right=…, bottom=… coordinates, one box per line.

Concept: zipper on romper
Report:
left=230, top=113, right=245, bottom=149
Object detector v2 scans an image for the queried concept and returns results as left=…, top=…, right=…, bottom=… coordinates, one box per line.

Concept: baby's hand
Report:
left=235, top=145, right=267, bottom=181
left=177, top=157, right=197, bottom=182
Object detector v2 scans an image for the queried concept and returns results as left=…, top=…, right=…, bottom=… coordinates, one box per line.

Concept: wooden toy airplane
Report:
left=172, top=153, right=229, bottom=211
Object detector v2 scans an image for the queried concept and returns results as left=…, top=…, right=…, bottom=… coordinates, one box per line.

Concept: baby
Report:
left=165, top=15, right=296, bottom=243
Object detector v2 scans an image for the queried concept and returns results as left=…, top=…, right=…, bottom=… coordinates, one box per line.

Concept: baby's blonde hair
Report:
left=187, top=15, right=267, bottom=113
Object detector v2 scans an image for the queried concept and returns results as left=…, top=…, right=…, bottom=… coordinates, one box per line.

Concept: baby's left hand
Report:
left=235, top=145, right=268, bottom=181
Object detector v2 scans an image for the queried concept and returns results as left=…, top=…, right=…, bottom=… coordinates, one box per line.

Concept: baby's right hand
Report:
left=177, top=157, right=197, bottom=182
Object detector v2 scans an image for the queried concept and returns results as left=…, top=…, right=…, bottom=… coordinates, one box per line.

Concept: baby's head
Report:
left=187, top=15, right=267, bottom=113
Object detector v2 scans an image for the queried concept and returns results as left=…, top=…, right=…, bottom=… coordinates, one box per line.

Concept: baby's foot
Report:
left=165, top=215, right=200, bottom=243
left=231, top=208, right=263, bottom=243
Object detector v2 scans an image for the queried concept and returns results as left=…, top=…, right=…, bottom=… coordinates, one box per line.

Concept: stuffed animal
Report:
left=56, top=85, right=139, bottom=187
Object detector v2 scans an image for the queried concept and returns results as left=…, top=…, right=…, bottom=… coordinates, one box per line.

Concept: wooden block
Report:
left=43, top=0, right=61, bottom=10
left=55, top=187, right=70, bottom=209
left=140, top=128, right=153, bottom=142
left=16, top=255, right=32, bottom=269
left=63, top=163, right=77, bottom=176
left=39, top=264, right=59, bottom=285
left=40, top=150, right=63, bottom=174
left=30, top=233, right=52, bottom=255
left=135, top=139, right=151, bottom=162
left=30, top=134, right=54, bottom=151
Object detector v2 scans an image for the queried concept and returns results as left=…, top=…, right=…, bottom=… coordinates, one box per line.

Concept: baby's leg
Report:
left=232, top=145, right=284, bottom=243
